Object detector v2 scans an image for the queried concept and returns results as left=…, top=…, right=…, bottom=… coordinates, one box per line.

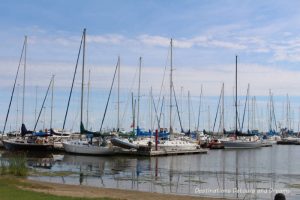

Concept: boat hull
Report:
left=63, top=140, right=116, bottom=155
left=221, top=140, right=261, bottom=149
left=2, top=139, right=54, bottom=151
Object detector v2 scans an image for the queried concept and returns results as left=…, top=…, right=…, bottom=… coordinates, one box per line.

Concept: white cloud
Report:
left=138, top=35, right=170, bottom=47
left=208, top=40, right=247, bottom=50
left=138, top=34, right=247, bottom=50
left=87, top=34, right=125, bottom=45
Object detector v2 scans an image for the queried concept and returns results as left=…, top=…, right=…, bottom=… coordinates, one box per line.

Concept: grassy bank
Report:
left=0, top=176, right=116, bottom=200
left=0, top=176, right=228, bottom=200
left=0, top=154, right=227, bottom=200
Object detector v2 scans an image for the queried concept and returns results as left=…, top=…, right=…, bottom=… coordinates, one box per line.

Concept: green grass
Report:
left=0, top=177, right=117, bottom=200
left=0, top=153, right=28, bottom=176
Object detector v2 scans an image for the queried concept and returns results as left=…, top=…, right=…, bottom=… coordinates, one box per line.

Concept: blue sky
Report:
left=1, top=0, right=300, bottom=132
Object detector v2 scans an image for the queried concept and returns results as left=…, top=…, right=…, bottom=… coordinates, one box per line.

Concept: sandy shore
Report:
left=21, top=178, right=230, bottom=200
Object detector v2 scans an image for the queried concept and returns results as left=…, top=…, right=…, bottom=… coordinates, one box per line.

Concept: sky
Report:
left=1, top=0, right=300, bottom=132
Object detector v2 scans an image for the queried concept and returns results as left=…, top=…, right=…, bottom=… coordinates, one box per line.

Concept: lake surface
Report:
left=1, top=145, right=299, bottom=200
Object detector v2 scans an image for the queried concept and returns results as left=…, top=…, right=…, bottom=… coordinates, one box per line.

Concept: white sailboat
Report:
left=62, top=29, right=116, bottom=155
left=221, top=56, right=261, bottom=149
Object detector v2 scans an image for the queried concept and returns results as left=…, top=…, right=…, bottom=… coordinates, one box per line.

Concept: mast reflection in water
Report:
left=0, top=145, right=299, bottom=200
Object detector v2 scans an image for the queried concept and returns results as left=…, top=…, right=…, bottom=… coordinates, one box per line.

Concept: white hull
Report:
left=158, top=140, right=199, bottom=151
left=114, top=137, right=200, bottom=151
left=63, top=140, right=116, bottom=155
left=222, top=140, right=261, bottom=149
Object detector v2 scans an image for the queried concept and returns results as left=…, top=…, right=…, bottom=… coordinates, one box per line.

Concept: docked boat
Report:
left=2, top=124, right=54, bottom=151
left=277, top=137, right=300, bottom=145
left=221, top=138, right=261, bottom=149
left=62, top=29, right=117, bottom=155
left=221, top=56, right=261, bottom=149
left=63, top=139, right=116, bottom=155
left=157, top=139, right=199, bottom=150
left=2, top=136, right=53, bottom=151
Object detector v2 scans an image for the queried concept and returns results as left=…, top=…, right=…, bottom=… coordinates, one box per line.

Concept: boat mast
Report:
left=170, top=39, right=173, bottom=135
left=269, top=89, right=272, bottom=131
left=208, top=105, right=211, bottom=132
left=50, top=75, right=54, bottom=129
left=117, top=56, right=120, bottom=131
left=16, top=84, right=20, bottom=132
left=22, top=36, right=27, bottom=125
left=181, top=86, right=184, bottom=129
left=33, top=76, right=54, bottom=132
left=137, top=57, right=141, bottom=132
left=235, top=55, right=238, bottom=136
left=188, top=90, right=191, bottom=132
left=286, top=94, right=289, bottom=130
left=131, top=92, right=135, bottom=133
left=62, top=30, right=83, bottom=131
left=35, top=86, right=38, bottom=123
left=2, top=37, right=26, bottom=134
left=80, top=28, right=86, bottom=135
left=99, top=57, right=119, bottom=133
left=221, top=83, right=225, bottom=133
left=86, top=69, right=90, bottom=130
left=150, top=87, right=153, bottom=131
left=196, top=85, right=203, bottom=132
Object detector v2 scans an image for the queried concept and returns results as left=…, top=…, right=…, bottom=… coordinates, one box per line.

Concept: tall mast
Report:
left=150, top=86, right=153, bottom=131
left=2, top=37, right=26, bottom=134
left=170, top=39, right=173, bottom=135
left=188, top=90, right=191, bottom=132
left=221, top=83, right=225, bottom=132
left=286, top=94, right=289, bottom=129
left=235, top=55, right=238, bottom=135
left=86, top=69, right=90, bottom=129
left=269, top=89, right=272, bottom=131
left=33, top=76, right=54, bottom=132
left=197, top=85, right=203, bottom=131
left=50, top=75, right=54, bottom=129
left=137, top=57, right=142, bottom=131
left=181, top=86, right=184, bottom=128
left=43, top=107, right=46, bottom=130
left=208, top=105, right=211, bottom=132
left=35, top=86, right=38, bottom=123
left=16, top=84, right=20, bottom=131
left=62, top=30, right=83, bottom=131
left=80, top=29, right=86, bottom=130
left=22, top=36, right=27, bottom=125
left=131, top=92, right=135, bottom=133
left=117, top=56, right=120, bottom=131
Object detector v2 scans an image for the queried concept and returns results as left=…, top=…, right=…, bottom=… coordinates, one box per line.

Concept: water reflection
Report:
left=0, top=145, right=299, bottom=200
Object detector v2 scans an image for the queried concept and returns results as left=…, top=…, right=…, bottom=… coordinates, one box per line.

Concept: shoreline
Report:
left=22, top=178, right=231, bottom=200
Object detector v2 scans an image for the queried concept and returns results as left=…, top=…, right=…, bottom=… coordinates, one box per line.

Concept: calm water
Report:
left=1, top=145, right=299, bottom=200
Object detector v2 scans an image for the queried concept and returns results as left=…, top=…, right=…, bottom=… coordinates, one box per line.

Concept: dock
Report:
left=277, top=140, right=300, bottom=145
left=117, top=148, right=208, bottom=156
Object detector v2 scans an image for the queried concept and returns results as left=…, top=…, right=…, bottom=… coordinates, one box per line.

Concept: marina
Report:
left=2, top=1, right=300, bottom=200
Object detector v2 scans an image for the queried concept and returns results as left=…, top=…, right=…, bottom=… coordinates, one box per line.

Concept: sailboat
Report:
left=143, top=39, right=199, bottom=150
left=62, top=29, right=116, bottom=155
left=221, top=56, right=261, bottom=149
left=2, top=37, right=54, bottom=151
left=111, top=39, right=199, bottom=151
